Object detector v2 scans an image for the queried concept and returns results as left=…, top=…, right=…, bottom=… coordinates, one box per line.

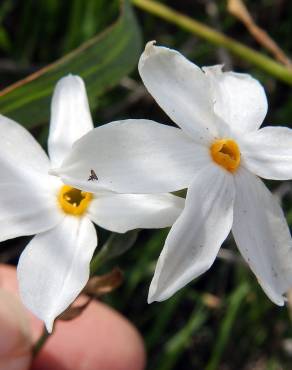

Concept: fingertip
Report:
left=0, top=289, right=32, bottom=370
left=0, top=264, right=146, bottom=370
left=32, top=301, right=146, bottom=370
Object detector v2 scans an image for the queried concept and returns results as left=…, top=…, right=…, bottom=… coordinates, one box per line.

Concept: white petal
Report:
left=54, top=119, right=210, bottom=193
left=48, top=75, right=94, bottom=166
left=203, top=65, right=268, bottom=133
left=0, top=115, right=61, bottom=240
left=138, top=42, right=226, bottom=142
left=88, top=192, right=185, bottom=233
left=0, top=114, right=50, bottom=177
left=0, top=182, right=62, bottom=241
left=17, top=216, right=97, bottom=332
left=148, top=165, right=235, bottom=303
left=240, top=126, right=292, bottom=180
left=232, top=167, right=292, bottom=305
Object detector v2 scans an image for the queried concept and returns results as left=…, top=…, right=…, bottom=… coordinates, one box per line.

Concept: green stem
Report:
left=132, top=0, right=292, bottom=85
left=89, top=245, right=108, bottom=276
left=32, top=327, right=50, bottom=358
left=90, top=230, right=139, bottom=276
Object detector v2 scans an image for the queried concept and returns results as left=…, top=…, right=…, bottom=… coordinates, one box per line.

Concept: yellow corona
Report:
left=210, top=138, right=241, bottom=173
left=58, top=185, right=92, bottom=216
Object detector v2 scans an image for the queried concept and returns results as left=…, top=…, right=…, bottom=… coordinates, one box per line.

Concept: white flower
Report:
left=0, top=74, right=184, bottom=332
left=53, top=44, right=292, bottom=306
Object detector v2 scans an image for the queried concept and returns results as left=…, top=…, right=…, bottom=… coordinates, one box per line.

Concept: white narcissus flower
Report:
left=0, top=74, right=184, bottom=332
left=53, top=43, right=292, bottom=306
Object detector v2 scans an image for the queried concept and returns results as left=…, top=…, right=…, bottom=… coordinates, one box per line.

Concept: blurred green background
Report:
left=1, top=0, right=292, bottom=369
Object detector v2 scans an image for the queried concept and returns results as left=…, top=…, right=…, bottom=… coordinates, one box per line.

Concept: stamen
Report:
left=210, top=138, right=240, bottom=173
left=58, top=185, right=92, bottom=216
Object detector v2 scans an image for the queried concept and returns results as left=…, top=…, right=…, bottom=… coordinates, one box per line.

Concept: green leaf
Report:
left=0, top=0, right=142, bottom=128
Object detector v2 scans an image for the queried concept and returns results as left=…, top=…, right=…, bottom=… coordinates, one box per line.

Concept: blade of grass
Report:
left=158, top=303, right=208, bottom=370
left=0, top=0, right=142, bottom=127
left=132, top=0, right=292, bottom=85
left=206, top=282, right=249, bottom=370
left=145, top=289, right=186, bottom=349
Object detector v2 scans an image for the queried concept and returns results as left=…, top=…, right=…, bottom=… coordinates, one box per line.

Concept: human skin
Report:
left=0, top=265, right=146, bottom=370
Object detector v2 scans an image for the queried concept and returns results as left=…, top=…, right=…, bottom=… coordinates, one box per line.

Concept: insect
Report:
left=88, top=169, right=98, bottom=181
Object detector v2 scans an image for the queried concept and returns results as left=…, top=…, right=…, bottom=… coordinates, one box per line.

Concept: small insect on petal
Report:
left=88, top=169, right=98, bottom=181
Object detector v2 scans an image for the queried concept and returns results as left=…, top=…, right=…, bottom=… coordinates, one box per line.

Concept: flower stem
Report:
left=32, top=326, right=50, bottom=358
left=89, top=246, right=108, bottom=276
left=131, top=0, right=292, bottom=85
left=90, top=230, right=138, bottom=276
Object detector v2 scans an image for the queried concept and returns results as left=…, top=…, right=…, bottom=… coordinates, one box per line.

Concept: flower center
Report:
left=210, top=138, right=240, bottom=173
left=58, top=185, right=92, bottom=216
